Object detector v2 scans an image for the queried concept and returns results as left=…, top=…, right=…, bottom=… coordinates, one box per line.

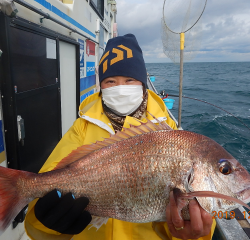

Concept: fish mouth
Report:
left=236, top=187, right=250, bottom=204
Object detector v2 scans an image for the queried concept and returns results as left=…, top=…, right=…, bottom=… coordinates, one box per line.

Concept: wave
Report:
left=182, top=113, right=250, bottom=170
left=146, top=62, right=250, bottom=171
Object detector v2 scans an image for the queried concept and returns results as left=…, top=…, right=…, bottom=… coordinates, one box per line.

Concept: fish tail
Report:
left=0, top=166, right=34, bottom=233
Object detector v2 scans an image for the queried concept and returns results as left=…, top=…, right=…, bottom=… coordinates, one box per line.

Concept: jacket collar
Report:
left=79, top=93, right=115, bottom=134
left=78, top=90, right=168, bottom=134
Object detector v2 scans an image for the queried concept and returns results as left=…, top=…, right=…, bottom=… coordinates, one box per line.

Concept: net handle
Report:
left=162, top=0, right=208, bottom=35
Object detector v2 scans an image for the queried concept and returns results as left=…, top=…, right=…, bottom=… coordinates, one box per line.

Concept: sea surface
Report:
left=146, top=62, right=250, bottom=171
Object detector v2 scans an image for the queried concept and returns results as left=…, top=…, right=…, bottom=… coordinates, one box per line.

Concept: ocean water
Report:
left=146, top=62, right=250, bottom=171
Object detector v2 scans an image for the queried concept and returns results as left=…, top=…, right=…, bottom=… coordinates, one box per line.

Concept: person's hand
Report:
left=35, top=189, right=92, bottom=235
left=166, top=191, right=213, bottom=240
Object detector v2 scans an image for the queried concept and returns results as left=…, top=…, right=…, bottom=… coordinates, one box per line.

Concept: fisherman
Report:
left=25, top=34, right=216, bottom=240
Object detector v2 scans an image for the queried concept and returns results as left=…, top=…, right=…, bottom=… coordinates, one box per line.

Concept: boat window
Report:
left=90, top=0, right=104, bottom=19
left=99, top=24, right=104, bottom=48
left=9, top=28, right=57, bottom=92
left=98, top=24, right=105, bottom=61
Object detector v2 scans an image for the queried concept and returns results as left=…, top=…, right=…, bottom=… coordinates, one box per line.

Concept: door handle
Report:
left=17, top=115, right=25, bottom=146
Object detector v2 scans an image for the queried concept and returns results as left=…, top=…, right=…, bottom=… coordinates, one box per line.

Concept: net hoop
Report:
left=162, top=0, right=208, bottom=35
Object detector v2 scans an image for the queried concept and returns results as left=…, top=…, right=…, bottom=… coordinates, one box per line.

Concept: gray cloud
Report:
left=116, top=0, right=250, bottom=62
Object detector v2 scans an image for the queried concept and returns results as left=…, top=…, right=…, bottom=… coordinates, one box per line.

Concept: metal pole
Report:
left=178, top=33, right=184, bottom=129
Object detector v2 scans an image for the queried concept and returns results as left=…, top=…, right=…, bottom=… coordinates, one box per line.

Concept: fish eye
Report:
left=219, top=160, right=234, bottom=175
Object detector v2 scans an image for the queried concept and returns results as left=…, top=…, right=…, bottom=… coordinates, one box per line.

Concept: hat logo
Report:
left=99, top=45, right=133, bottom=73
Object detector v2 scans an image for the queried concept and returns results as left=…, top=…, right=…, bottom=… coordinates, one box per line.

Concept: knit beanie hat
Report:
left=98, top=34, right=147, bottom=85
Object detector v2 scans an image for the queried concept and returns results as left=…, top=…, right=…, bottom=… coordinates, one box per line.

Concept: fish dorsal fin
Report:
left=53, top=115, right=172, bottom=170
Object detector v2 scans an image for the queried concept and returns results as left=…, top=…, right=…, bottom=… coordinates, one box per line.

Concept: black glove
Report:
left=34, top=189, right=92, bottom=235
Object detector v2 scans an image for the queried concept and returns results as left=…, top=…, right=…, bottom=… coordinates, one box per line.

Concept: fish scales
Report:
left=17, top=130, right=199, bottom=222
left=79, top=130, right=194, bottom=221
left=1, top=120, right=250, bottom=232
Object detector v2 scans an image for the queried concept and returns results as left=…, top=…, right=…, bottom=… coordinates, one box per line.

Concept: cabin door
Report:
left=9, top=27, right=61, bottom=173
left=0, top=13, right=80, bottom=225
left=0, top=14, right=80, bottom=174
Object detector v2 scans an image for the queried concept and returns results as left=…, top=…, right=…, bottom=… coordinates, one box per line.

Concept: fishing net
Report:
left=161, top=0, right=207, bottom=63
left=161, top=0, right=207, bottom=128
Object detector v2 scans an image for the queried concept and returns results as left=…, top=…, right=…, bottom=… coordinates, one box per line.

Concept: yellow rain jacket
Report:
left=25, top=90, right=216, bottom=240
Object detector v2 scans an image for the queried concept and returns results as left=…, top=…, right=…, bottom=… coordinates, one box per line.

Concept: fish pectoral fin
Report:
left=173, top=188, right=190, bottom=219
left=88, top=216, right=109, bottom=230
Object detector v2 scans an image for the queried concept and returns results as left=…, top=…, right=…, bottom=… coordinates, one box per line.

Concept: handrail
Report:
left=13, top=0, right=99, bottom=44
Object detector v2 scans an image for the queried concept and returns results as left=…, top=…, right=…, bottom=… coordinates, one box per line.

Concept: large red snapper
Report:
left=0, top=119, right=250, bottom=233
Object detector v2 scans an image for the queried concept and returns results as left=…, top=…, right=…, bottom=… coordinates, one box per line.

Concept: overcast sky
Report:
left=116, top=0, right=250, bottom=63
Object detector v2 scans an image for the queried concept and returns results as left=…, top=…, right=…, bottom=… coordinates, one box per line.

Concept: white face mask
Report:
left=102, top=85, right=143, bottom=116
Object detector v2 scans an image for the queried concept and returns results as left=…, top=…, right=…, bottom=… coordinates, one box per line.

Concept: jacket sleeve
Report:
left=165, top=113, right=178, bottom=130
left=25, top=118, right=87, bottom=240
left=162, top=106, right=178, bottom=130
left=152, top=219, right=216, bottom=240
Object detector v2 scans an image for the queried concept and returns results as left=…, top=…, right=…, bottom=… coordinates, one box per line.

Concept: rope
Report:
left=160, top=93, right=250, bottom=132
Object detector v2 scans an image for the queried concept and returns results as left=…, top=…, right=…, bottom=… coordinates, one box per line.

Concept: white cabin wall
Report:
left=14, top=0, right=97, bottom=44
left=14, top=1, right=75, bottom=40
left=70, top=0, right=98, bottom=40
left=59, top=41, right=77, bottom=136
left=13, top=0, right=116, bottom=54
